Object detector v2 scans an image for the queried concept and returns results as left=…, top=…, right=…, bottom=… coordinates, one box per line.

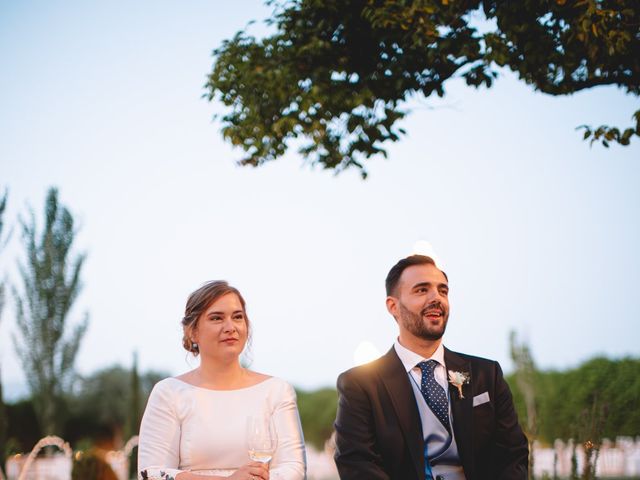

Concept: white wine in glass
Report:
left=247, top=415, right=277, bottom=464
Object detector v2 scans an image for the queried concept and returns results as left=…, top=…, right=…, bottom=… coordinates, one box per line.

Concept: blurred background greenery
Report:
left=2, top=354, right=639, bottom=473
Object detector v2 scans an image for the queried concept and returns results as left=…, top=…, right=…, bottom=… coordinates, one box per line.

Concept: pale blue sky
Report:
left=1, top=1, right=639, bottom=399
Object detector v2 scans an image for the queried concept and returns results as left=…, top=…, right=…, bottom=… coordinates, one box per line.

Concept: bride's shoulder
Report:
left=246, top=370, right=272, bottom=383
left=173, top=370, right=197, bottom=385
left=247, top=372, right=296, bottom=397
left=151, top=373, right=196, bottom=395
left=143, top=376, right=189, bottom=406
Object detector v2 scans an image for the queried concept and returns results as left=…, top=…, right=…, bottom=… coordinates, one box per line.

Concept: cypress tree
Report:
left=12, top=187, right=88, bottom=435
left=0, top=188, right=9, bottom=475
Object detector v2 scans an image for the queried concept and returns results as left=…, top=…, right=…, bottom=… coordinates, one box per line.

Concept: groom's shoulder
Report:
left=337, top=348, right=397, bottom=387
left=446, top=348, right=506, bottom=381
left=340, top=355, right=386, bottom=375
left=446, top=348, right=500, bottom=368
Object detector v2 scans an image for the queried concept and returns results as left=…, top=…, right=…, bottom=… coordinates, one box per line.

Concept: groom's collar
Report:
left=393, top=338, right=445, bottom=373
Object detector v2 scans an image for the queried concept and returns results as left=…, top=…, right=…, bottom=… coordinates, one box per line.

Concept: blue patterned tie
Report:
left=418, top=360, right=451, bottom=433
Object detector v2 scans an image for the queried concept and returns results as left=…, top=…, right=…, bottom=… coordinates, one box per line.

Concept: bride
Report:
left=138, top=281, right=306, bottom=480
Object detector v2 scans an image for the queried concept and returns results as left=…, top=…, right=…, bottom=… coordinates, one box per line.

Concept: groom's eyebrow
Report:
left=412, top=281, right=448, bottom=290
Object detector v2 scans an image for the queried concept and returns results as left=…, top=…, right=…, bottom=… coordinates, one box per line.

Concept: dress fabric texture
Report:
left=138, top=376, right=306, bottom=479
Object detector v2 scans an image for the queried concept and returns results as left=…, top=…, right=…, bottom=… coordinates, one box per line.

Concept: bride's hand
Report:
left=229, top=461, right=269, bottom=480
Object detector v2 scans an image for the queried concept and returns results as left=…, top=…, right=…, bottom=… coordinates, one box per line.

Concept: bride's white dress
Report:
left=138, top=377, right=306, bottom=479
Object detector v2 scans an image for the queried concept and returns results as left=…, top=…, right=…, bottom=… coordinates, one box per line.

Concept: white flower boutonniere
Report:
left=448, top=370, right=471, bottom=399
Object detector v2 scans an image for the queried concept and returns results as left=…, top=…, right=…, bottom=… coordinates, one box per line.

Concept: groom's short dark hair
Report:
left=385, top=255, right=448, bottom=296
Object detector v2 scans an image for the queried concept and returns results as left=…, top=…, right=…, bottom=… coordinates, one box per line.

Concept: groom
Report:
left=334, top=255, right=529, bottom=479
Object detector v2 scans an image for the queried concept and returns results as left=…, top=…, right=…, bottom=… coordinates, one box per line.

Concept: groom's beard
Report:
left=398, top=300, right=448, bottom=341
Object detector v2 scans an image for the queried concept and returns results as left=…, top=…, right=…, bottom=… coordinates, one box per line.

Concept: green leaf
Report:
left=206, top=0, right=640, bottom=177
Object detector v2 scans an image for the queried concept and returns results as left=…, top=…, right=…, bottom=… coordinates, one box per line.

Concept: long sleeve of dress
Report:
left=269, top=383, right=306, bottom=480
left=138, top=381, right=186, bottom=480
left=137, top=377, right=306, bottom=479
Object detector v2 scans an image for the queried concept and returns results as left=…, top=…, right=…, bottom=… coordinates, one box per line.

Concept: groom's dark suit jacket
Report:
left=334, top=347, right=529, bottom=480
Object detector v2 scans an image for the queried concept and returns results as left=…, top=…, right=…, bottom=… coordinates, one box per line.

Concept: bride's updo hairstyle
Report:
left=181, top=280, right=251, bottom=356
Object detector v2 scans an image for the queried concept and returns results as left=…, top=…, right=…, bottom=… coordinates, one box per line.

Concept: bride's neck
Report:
left=196, top=358, right=246, bottom=389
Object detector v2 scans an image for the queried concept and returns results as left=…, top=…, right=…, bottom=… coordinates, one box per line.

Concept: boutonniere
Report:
left=448, top=370, right=470, bottom=398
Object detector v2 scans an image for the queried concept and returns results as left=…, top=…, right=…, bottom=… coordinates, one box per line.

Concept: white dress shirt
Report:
left=394, top=340, right=466, bottom=480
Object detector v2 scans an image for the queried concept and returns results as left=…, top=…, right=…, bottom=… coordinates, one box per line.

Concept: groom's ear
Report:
left=386, top=296, right=398, bottom=319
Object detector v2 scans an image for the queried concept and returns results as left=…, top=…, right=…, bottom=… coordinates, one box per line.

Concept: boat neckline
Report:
left=168, top=375, right=276, bottom=392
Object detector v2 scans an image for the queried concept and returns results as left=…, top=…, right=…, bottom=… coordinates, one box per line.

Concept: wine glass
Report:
left=246, top=415, right=277, bottom=464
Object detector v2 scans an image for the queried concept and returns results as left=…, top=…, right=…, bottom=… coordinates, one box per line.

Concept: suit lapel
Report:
left=444, top=347, right=474, bottom=479
left=379, top=347, right=425, bottom=480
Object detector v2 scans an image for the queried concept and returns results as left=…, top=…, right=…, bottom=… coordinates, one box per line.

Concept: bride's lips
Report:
left=221, top=338, right=239, bottom=344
